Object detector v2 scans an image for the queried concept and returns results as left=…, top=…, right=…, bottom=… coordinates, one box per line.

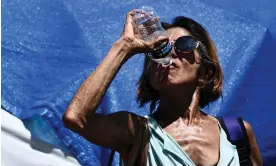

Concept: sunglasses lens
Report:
left=175, top=36, right=198, bottom=53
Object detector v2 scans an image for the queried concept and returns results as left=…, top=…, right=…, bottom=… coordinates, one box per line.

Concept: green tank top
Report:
left=120, top=115, right=240, bottom=166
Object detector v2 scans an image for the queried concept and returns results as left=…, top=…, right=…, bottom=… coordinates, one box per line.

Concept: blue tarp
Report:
left=2, top=0, right=276, bottom=165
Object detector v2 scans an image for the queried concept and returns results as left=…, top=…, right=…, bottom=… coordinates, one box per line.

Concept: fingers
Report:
left=124, top=9, right=150, bottom=36
left=125, top=9, right=145, bottom=26
left=125, top=10, right=135, bottom=25
left=123, top=10, right=136, bottom=36
left=122, top=10, right=169, bottom=54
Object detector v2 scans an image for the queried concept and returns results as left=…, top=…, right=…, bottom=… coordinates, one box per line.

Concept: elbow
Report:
left=62, top=110, right=85, bottom=132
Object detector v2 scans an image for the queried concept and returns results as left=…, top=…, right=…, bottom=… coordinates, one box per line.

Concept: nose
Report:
left=170, top=41, right=178, bottom=59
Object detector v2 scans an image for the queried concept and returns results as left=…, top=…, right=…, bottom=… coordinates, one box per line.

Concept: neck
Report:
left=154, top=86, right=201, bottom=125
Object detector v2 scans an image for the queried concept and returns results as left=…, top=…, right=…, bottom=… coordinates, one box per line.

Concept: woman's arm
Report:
left=243, top=121, right=263, bottom=166
left=63, top=39, right=135, bottom=152
left=62, top=10, right=168, bottom=155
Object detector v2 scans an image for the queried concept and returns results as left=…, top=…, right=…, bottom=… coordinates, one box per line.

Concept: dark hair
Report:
left=136, top=16, right=223, bottom=112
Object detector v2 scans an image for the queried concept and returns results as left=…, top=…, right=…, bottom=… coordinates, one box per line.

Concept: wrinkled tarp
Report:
left=2, top=0, right=276, bottom=165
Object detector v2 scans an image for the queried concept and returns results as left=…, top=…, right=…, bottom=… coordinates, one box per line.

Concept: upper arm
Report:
left=63, top=110, right=141, bottom=153
left=243, top=120, right=263, bottom=166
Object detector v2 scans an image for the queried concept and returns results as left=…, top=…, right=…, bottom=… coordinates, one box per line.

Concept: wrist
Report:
left=107, top=39, right=134, bottom=63
left=114, top=38, right=135, bottom=58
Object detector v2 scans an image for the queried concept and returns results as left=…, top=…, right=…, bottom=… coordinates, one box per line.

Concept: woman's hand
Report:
left=118, top=10, right=169, bottom=56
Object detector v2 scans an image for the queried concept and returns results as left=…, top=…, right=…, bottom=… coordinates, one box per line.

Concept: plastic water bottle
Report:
left=132, top=6, right=172, bottom=66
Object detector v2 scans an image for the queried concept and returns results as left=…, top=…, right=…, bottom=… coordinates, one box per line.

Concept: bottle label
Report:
left=151, top=42, right=172, bottom=59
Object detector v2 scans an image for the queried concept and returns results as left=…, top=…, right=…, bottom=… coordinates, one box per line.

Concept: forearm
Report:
left=65, top=39, right=133, bottom=120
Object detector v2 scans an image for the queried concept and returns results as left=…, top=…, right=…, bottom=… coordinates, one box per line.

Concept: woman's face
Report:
left=148, top=27, right=202, bottom=90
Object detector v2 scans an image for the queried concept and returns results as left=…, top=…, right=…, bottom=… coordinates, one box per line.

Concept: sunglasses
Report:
left=149, top=36, right=214, bottom=65
left=173, top=36, right=200, bottom=54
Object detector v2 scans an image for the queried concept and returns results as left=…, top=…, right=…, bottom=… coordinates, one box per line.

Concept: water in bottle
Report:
left=132, top=6, right=172, bottom=66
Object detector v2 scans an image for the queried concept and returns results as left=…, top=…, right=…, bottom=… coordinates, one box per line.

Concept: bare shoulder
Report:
left=242, top=120, right=263, bottom=166
left=242, top=120, right=256, bottom=139
left=112, top=110, right=148, bottom=136
left=242, top=120, right=256, bottom=145
left=203, top=115, right=263, bottom=165
left=242, top=120, right=256, bottom=147
left=91, top=110, right=147, bottom=142
left=63, top=110, right=146, bottom=154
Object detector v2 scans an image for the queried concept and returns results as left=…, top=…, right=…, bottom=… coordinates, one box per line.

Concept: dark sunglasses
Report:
left=150, top=36, right=200, bottom=58
left=173, top=36, right=200, bottom=54
left=151, top=36, right=214, bottom=65
left=173, top=36, right=213, bottom=64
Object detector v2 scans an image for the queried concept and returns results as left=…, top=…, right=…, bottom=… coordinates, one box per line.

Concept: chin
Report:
left=160, top=77, right=180, bottom=87
left=164, top=74, right=180, bottom=84
left=162, top=75, right=194, bottom=87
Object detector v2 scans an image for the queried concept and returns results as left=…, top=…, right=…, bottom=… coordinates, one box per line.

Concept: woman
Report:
left=62, top=10, right=262, bottom=166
